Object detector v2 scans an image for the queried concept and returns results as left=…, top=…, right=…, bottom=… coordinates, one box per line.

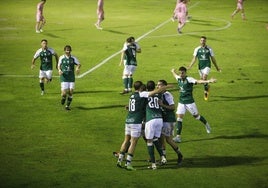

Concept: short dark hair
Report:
left=146, top=80, right=155, bottom=91
left=201, top=36, right=207, bottom=40
left=158, top=80, right=167, bottom=86
left=134, top=81, right=143, bottom=90
left=64, top=45, right=72, bottom=51
left=179, top=66, right=187, bottom=72
left=41, top=39, right=47, bottom=43
left=140, top=84, right=146, bottom=91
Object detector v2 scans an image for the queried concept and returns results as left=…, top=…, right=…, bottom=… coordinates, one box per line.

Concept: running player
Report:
left=31, top=39, right=58, bottom=95
left=188, top=36, right=221, bottom=100
left=58, top=45, right=81, bottom=110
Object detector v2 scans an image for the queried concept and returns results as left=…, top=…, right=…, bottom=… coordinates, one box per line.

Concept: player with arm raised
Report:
left=171, top=66, right=216, bottom=143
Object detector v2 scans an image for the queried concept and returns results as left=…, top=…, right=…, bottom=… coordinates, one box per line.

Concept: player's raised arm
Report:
left=171, top=68, right=180, bottom=79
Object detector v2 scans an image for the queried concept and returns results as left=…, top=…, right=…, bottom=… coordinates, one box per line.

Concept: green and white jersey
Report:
left=33, top=47, right=56, bottom=71
left=124, top=43, right=137, bottom=66
left=175, top=75, right=197, bottom=104
left=193, top=45, right=214, bottom=70
left=140, top=91, right=163, bottom=122
left=125, top=92, right=147, bottom=124
left=162, top=91, right=176, bottom=123
left=58, top=55, right=80, bottom=82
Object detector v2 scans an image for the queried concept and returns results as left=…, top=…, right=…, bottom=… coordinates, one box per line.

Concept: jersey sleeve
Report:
left=134, top=42, right=141, bottom=50
left=207, top=46, right=215, bottom=56
left=48, top=47, right=56, bottom=55
left=174, top=75, right=181, bottom=80
left=139, top=91, right=150, bottom=98
left=72, top=56, right=80, bottom=65
left=58, top=55, right=64, bottom=66
left=187, top=77, right=197, bottom=84
left=33, top=48, right=42, bottom=59
left=164, top=92, right=175, bottom=105
left=122, top=42, right=128, bottom=52
left=193, top=46, right=199, bottom=56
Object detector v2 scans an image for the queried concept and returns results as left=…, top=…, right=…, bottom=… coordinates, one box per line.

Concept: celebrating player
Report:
left=171, top=67, right=216, bottom=143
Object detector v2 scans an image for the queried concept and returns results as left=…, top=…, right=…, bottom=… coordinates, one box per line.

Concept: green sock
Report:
left=123, top=78, right=128, bottom=90
left=176, top=121, right=183, bottom=135
left=153, top=139, right=163, bottom=156
left=128, top=77, right=133, bottom=90
left=126, top=153, right=133, bottom=165
left=67, top=97, right=73, bottom=106
left=204, top=83, right=209, bottom=92
left=147, top=144, right=155, bottom=163
left=199, top=115, right=207, bottom=125
left=40, top=83, right=44, bottom=91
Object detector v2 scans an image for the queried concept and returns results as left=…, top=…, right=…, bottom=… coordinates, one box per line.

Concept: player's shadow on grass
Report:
left=183, top=133, right=268, bottom=143
left=162, top=156, right=265, bottom=169
left=76, top=104, right=125, bottom=110
left=103, top=29, right=130, bottom=35
left=42, top=33, right=62, bottom=38
left=135, top=156, right=265, bottom=170
left=210, top=95, right=268, bottom=102
left=75, top=90, right=116, bottom=94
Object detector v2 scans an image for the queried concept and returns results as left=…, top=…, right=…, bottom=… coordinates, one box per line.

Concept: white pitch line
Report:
left=1, top=2, right=201, bottom=79
left=77, top=18, right=172, bottom=78
left=146, top=17, right=232, bottom=39
left=78, top=2, right=200, bottom=78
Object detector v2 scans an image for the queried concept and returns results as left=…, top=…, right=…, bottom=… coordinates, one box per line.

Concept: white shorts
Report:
left=198, top=67, right=211, bottom=77
left=125, top=123, right=142, bottom=138
left=145, top=118, right=163, bottom=140
left=123, top=63, right=137, bottom=76
left=39, top=70, right=52, bottom=80
left=61, top=82, right=75, bottom=91
left=176, top=102, right=199, bottom=116
left=162, top=122, right=175, bottom=137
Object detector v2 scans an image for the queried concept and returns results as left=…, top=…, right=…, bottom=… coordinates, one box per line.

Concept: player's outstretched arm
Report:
left=196, top=78, right=217, bottom=84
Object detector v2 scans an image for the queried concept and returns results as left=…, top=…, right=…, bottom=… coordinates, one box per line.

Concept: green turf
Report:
left=0, top=0, right=268, bottom=187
